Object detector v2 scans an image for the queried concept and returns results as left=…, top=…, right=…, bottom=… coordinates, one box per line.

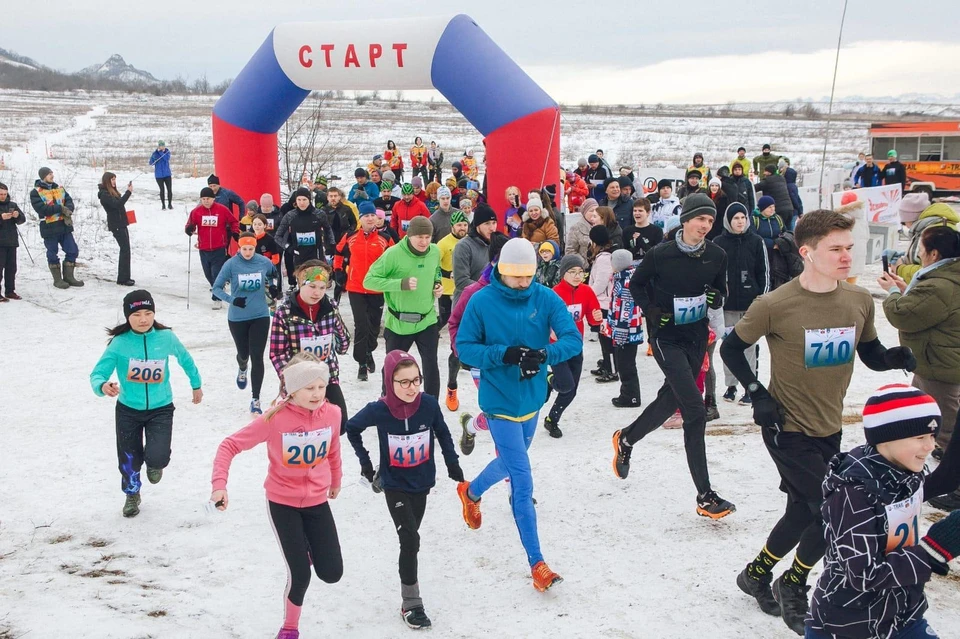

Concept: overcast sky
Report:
left=6, top=1, right=959, bottom=103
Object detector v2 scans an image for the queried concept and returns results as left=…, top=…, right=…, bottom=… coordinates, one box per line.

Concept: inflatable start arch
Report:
left=212, top=14, right=560, bottom=212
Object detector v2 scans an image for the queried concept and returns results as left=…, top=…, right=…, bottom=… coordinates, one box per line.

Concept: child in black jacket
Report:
left=345, top=350, right=462, bottom=631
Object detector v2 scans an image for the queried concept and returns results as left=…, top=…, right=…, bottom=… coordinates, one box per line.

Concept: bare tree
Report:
left=279, top=92, right=354, bottom=196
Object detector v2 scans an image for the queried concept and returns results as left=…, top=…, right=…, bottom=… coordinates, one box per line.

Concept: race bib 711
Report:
left=388, top=431, right=430, bottom=468
left=282, top=427, right=332, bottom=468
left=804, top=326, right=855, bottom=369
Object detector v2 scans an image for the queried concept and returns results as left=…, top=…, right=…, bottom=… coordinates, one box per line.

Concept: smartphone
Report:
left=882, top=254, right=890, bottom=273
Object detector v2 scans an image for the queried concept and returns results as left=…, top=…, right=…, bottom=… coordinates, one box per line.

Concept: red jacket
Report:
left=390, top=198, right=430, bottom=238
left=385, top=149, right=404, bottom=171
left=552, top=278, right=602, bottom=338
left=186, top=202, right=239, bottom=251
left=334, top=228, right=394, bottom=294
left=566, top=175, right=589, bottom=211
left=410, top=145, right=428, bottom=169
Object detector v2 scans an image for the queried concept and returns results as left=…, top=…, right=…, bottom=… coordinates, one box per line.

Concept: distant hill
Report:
left=78, top=54, right=159, bottom=85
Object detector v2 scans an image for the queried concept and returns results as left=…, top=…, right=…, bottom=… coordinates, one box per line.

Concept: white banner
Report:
left=637, top=168, right=687, bottom=195
left=831, top=184, right=902, bottom=224
left=273, top=16, right=452, bottom=91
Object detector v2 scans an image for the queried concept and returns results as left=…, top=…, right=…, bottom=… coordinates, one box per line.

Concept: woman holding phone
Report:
left=98, top=171, right=135, bottom=286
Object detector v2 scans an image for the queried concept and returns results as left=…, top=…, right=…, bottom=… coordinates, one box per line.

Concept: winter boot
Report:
left=611, top=395, right=641, bottom=408
left=358, top=365, right=369, bottom=382
left=146, top=467, right=163, bottom=484
left=737, top=566, right=780, bottom=616
left=543, top=416, right=562, bottom=438
left=772, top=575, right=811, bottom=636
left=62, top=262, right=84, bottom=287
left=122, top=493, right=141, bottom=518
left=704, top=395, right=720, bottom=422
left=49, top=264, right=70, bottom=289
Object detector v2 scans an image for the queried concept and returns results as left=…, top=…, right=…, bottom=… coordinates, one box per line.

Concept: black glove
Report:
left=883, top=346, right=917, bottom=372
left=232, top=297, right=247, bottom=308
left=185, top=225, right=196, bottom=236
left=447, top=463, right=465, bottom=483
left=360, top=463, right=375, bottom=484
left=372, top=466, right=383, bottom=494
left=704, top=285, right=724, bottom=310
left=750, top=386, right=785, bottom=432
left=503, top=345, right=527, bottom=365
left=334, top=270, right=347, bottom=288
left=519, top=348, right=547, bottom=380
left=920, top=509, right=960, bottom=575
left=659, top=313, right=673, bottom=328
left=268, top=285, right=281, bottom=300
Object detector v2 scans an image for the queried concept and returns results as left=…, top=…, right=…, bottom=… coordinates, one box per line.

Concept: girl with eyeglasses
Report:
left=345, top=350, right=463, bottom=630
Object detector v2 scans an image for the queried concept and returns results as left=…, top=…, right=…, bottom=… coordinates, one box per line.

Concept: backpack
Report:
left=769, top=230, right=803, bottom=290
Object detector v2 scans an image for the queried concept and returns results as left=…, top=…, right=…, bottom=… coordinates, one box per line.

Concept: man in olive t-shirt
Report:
left=720, top=209, right=916, bottom=635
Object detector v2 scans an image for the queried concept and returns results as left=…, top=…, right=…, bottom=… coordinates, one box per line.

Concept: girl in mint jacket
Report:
left=89, top=290, right=202, bottom=518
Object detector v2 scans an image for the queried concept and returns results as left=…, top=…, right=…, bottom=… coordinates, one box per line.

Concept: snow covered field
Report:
left=1, top=92, right=959, bottom=639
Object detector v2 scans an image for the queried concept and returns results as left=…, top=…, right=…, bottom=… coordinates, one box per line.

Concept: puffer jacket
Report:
left=565, top=218, right=593, bottom=261
left=882, top=258, right=960, bottom=384
left=522, top=213, right=559, bottom=245
left=808, top=446, right=936, bottom=639
left=896, top=203, right=960, bottom=283
left=30, top=179, right=75, bottom=239
left=753, top=174, right=794, bottom=217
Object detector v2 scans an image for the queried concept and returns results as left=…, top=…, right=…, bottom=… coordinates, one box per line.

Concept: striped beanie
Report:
left=862, top=384, right=941, bottom=445
left=450, top=210, right=468, bottom=225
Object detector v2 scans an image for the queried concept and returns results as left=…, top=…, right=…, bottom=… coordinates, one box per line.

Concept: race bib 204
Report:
left=282, top=427, right=332, bottom=468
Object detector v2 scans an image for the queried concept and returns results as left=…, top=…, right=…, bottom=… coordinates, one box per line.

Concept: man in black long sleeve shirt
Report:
left=611, top=193, right=735, bottom=519
left=881, top=149, right=908, bottom=190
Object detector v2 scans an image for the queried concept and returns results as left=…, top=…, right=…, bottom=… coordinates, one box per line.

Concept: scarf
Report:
left=676, top=230, right=706, bottom=257
left=380, top=350, right=422, bottom=420
left=903, top=257, right=960, bottom=295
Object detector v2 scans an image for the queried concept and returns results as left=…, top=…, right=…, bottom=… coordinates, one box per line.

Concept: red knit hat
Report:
left=862, top=384, right=941, bottom=445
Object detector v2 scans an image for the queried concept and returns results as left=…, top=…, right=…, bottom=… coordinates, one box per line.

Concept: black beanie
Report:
left=39, top=167, right=53, bottom=180
left=724, top=202, right=749, bottom=226
left=589, top=224, right=610, bottom=246
left=679, top=193, right=716, bottom=224
left=657, top=178, right=673, bottom=191
left=354, top=167, right=368, bottom=178
left=686, top=169, right=702, bottom=180
left=294, top=187, right=312, bottom=200
left=603, top=177, right=618, bottom=190
left=471, top=203, right=498, bottom=228
left=617, top=176, right=633, bottom=190
left=207, top=174, right=220, bottom=185
left=588, top=154, right=600, bottom=163
left=764, top=164, right=778, bottom=175
left=123, top=289, right=155, bottom=319
left=200, top=187, right=215, bottom=198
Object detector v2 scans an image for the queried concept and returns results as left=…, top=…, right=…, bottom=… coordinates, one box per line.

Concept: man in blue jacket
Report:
left=455, top=238, right=581, bottom=592
left=206, top=174, right=244, bottom=218
left=149, top=141, right=172, bottom=209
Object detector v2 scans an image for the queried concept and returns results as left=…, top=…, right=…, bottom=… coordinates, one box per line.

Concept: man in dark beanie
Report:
left=275, top=186, right=333, bottom=290
left=752, top=144, right=781, bottom=177
left=185, top=186, right=240, bottom=309
left=349, top=167, right=379, bottom=204
left=651, top=179, right=681, bottom=228
left=678, top=169, right=704, bottom=200
left=0, top=181, right=26, bottom=300
left=205, top=174, right=244, bottom=218
left=452, top=203, right=500, bottom=305
left=599, top=178, right=634, bottom=230
left=363, top=215, right=443, bottom=398
left=613, top=192, right=736, bottom=521
left=30, top=167, right=83, bottom=288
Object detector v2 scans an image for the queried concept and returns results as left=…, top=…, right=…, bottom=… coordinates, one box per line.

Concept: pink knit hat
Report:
left=899, top=192, right=930, bottom=223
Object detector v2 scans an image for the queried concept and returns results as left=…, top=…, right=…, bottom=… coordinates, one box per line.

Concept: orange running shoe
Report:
left=647, top=343, right=654, bottom=356
left=457, top=481, right=481, bottom=529
left=445, top=387, right=460, bottom=411
left=531, top=561, right=563, bottom=592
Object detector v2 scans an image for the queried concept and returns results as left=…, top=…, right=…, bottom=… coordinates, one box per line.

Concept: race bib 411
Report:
left=388, top=430, right=430, bottom=468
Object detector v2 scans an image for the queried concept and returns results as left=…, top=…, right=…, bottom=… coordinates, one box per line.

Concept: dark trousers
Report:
left=43, top=231, right=78, bottom=264
left=268, top=500, right=342, bottom=607
left=616, top=343, right=640, bottom=399
left=325, top=382, right=349, bottom=435
left=348, top=292, right=385, bottom=365
left=384, top=490, right=428, bottom=585
left=428, top=168, right=442, bottom=184
left=385, top=323, right=440, bottom=398
left=438, top=294, right=452, bottom=327
left=0, top=246, right=18, bottom=294
left=228, top=317, right=271, bottom=399
left=411, top=166, right=428, bottom=183
left=284, top=246, right=298, bottom=287
left=762, top=428, right=841, bottom=564
left=156, top=177, right=172, bottom=207
left=548, top=353, right=584, bottom=424
left=622, top=337, right=711, bottom=495
left=112, top=227, right=131, bottom=283
left=199, top=248, right=227, bottom=301
left=115, top=402, right=174, bottom=495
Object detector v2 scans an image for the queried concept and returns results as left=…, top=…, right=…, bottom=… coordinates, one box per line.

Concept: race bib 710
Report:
left=804, top=326, right=855, bottom=369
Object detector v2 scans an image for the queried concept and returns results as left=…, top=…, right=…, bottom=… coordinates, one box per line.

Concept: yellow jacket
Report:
left=730, top=158, right=751, bottom=174
left=437, top=232, right=460, bottom=295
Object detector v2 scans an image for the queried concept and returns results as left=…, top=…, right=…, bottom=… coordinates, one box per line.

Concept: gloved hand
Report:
left=232, top=297, right=247, bottom=308
left=519, top=348, right=547, bottom=380
left=503, top=345, right=528, bottom=365
left=333, top=270, right=347, bottom=288
left=185, top=225, right=196, bottom=236
left=750, top=385, right=785, bottom=432
left=659, top=313, right=673, bottom=328
left=356, top=190, right=368, bottom=200
left=371, top=467, right=383, bottom=494
left=268, top=285, right=281, bottom=300
left=447, top=463, right=465, bottom=483
left=883, top=346, right=917, bottom=372
left=704, top=285, right=724, bottom=310
left=920, top=509, right=960, bottom=574
left=360, top=463, right=375, bottom=484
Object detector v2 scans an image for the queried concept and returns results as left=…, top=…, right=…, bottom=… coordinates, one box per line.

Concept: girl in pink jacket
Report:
left=210, top=353, right=342, bottom=639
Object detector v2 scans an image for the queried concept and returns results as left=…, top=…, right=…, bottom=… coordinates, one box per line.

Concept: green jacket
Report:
left=896, top=203, right=960, bottom=284
left=90, top=327, right=202, bottom=410
left=883, top=258, right=960, bottom=384
left=363, top=237, right=441, bottom=335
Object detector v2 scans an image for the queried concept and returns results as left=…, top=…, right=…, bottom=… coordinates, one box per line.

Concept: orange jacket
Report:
left=334, top=228, right=395, bottom=294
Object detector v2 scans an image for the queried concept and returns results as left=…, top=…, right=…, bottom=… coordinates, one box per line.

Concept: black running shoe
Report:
left=401, top=606, right=432, bottom=630
left=736, top=566, right=780, bottom=616
left=612, top=430, right=632, bottom=479
left=590, top=365, right=609, bottom=376
left=696, top=490, right=736, bottom=519
left=358, top=365, right=368, bottom=382
left=929, top=491, right=960, bottom=512
left=596, top=371, right=619, bottom=383
left=366, top=352, right=376, bottom=373
left=459, top=413, right=475, bottom=456
left=722, top=386, right=737, bottom=402
left=772, top=576, right=810, bottom=636
left=704, top=396, right=720, bottom=422
left=611, top=395, right=641, bottom=408
left=543, top=416, right=562, bottom=438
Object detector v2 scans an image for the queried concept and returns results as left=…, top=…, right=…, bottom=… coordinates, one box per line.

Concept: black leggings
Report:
left=384, top=490, right=428, bottom=585
left=324, top=382, right=349, bottom=436
left=156, top=177, right=172, bottom=206
left=268, top=500, right=342, bottom=606
left=228, top=317, right=271, bottom=399
left=548, top=353, right=583, bottom=424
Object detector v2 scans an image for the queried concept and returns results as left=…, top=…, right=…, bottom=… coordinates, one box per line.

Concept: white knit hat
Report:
left=611, top=249, right=634, bottom=273
left=498, top=238, right=537, bottom=277
left=283, top=361, right=330, bottom=395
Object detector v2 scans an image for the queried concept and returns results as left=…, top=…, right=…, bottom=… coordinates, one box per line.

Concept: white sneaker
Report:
left=212, top=300, right=223, bottom=310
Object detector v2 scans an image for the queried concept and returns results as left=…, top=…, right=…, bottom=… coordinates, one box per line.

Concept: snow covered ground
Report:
left=1, top=95, right=960, bottom=639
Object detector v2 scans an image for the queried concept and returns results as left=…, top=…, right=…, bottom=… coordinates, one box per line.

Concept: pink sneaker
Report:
left=663, top=411, right=683, bottom=430
left=276, top=629, right=299, bottom=639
